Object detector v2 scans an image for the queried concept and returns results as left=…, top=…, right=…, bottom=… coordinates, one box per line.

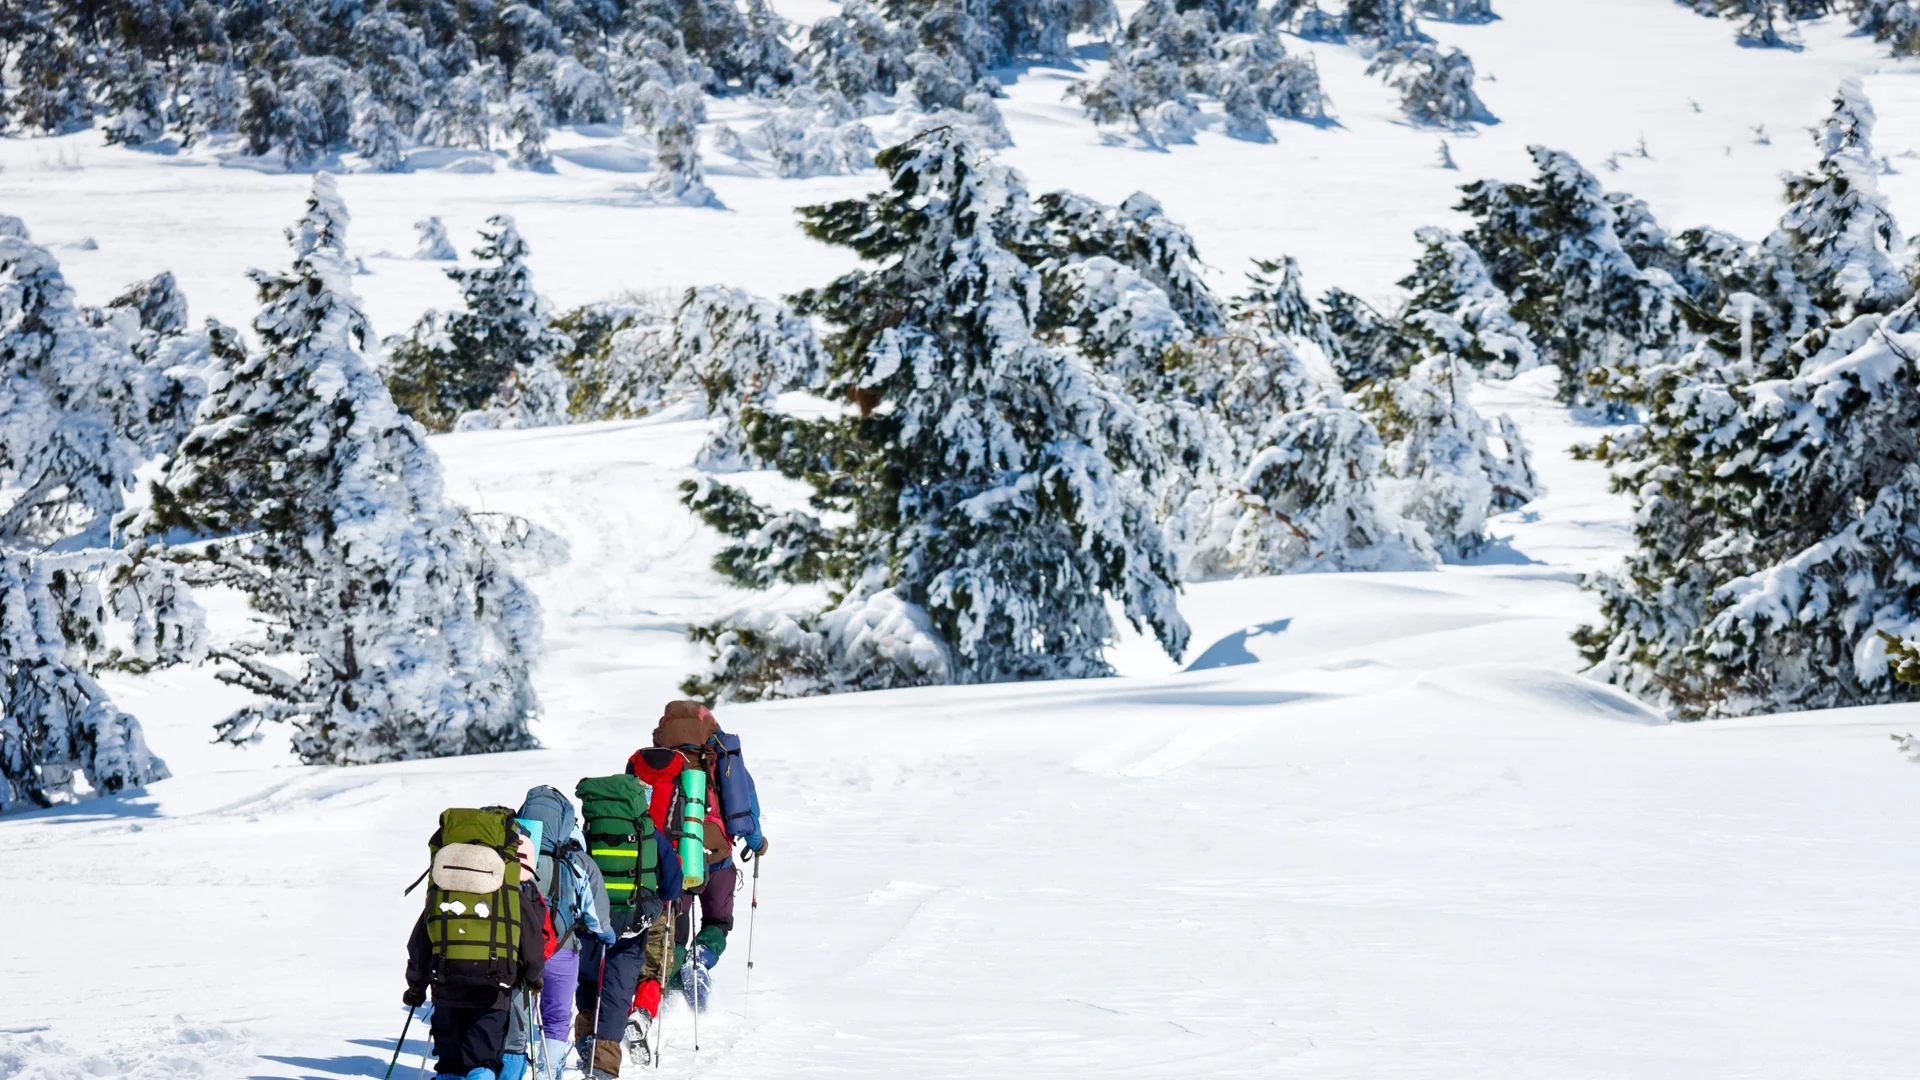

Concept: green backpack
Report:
left=422, top=807, right=524, bottom=987
left=576, top=775, right=660, bottom=916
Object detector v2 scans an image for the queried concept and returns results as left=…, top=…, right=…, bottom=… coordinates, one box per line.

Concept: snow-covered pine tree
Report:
left=0, top=217, right=191, bottom=547
left=0, top=551, right=172, bottom=813
left=1367, top=42, right=1493, bottom=128
left=133, top=176, right=542, bottom=764
left=1396, top=226, right=1539, bottom=376
left=682, top=128, right=1190, bottom=700
left=1579, top=298, right=1920, bottom=717
left=1344, top=0, right=1421, bottom=41
left=1320, top=286, right=1419, bottom=388
left=350, top=97, right=407, bottom=172
left=1415, top=0, right=1495, bottom=21
left=1777, top=78, right=1912, bottom=323
left=1850, top=0, right=1920, bottom=56
left=414, top=216, right=458, bottom=260
left=1236, top=256, right=1338, bottom=358
left=635, top=80, right=718, bottom=205
left=503, top=90, right=553, bottom=171
left=386, top=214, right=574, bottom=432
left=666, top=286, right=826, bottom=468
left=1030, top=190, right=1225, bottom=334
left=1458, top=146, right=1685, bottom=407
left=1361, top=353, right=1537, bottom=559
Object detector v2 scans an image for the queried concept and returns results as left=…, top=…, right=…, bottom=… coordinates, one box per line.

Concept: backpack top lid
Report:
left=438, top=807, right=514, bottom=851
left=576, top=774, right=652, bottom=821
left=653, top=700, right=719, bottom=751
left=518, top=786, right=576, bottom=856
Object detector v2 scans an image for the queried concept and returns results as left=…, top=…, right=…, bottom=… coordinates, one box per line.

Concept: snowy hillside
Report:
left=7, top=0, right=1920, bottom=1076
left=6, top=370, right=1920, bottom=1080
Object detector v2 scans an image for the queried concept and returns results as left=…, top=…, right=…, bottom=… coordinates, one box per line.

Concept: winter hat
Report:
left=653, top=699, right=720, bottom=749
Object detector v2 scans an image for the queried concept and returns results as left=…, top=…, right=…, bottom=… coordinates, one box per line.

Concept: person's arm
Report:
left=656, top=828, right=683, bottom=903
left=574, top=854, right=615, bottom=944
left=518, top=889, right=545, bottom=989
left=404, top=911, right=430, bottom=1004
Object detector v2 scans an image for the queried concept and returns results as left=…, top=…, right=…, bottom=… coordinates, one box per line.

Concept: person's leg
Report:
left=430, top=1003, right=468, bottom=1078
left=594, top=934, right=647, bottom=1043
left=694, top=863, right=736, bottom=964
left=540, top=948, right=580, bottom=1043
left=458, top=1006, right=510, bottom=1080
left=632, top=918, right=671, bottom=1021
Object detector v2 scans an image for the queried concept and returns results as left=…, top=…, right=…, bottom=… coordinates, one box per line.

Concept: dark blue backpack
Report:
left=519, top=785, right=588, bottom=945
left=711, top=732, right=759, bottom=839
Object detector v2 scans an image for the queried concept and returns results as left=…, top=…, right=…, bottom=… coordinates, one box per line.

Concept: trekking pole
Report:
left=382, top=1007, right=417, bottom=1080
left=690, top=902, right=701, bottom=1056
left=586, top=950, right=607, bottom=1075
left=743, top=855, right=760, bottom=1021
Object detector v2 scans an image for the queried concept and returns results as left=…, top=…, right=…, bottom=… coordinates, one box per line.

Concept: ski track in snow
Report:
left=7, top=2, right=1920, bottom=1077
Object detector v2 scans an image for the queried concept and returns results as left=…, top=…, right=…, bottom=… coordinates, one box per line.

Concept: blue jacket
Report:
left=562, top=821, right=616, bottom=945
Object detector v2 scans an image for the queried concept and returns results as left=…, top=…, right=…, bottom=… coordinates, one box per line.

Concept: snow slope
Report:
left=7, top=3, right=1920, bottom=1076
left=5, top=370, right=1920, bottom=1080
left=2, top=0, right=1917, bottom=337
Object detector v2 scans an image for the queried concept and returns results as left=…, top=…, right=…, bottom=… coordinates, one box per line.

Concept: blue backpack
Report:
left=518, top=785, right=590, bottom=946
left=711, top=732, right=759, bottom=840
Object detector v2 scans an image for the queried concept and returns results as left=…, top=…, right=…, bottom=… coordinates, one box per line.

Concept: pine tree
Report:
left=1397, top=226, right=1539, bottom=376
left=1777, top=78, right=1911, bottom=323
left=682, top=129, right=1189, bottom=700
left=1458, top=146, right=1685, bottom=407
left=0, top=217, right=186, bottom=547
left=1368, top=42, right=1492, bottom=128
left=414, top=216, right=458, bottom=260
left=1579, top=299, right=1920, bottom=717
left=1415, top=0, right=1495, bottom=21
left=386, top=215, right=574, bottom=432
left=1850, top=0, right=1920, bottom=56
left=1362, top=353, right=1537, bottom=560
left=133, top=176, right=542, bottom=764
left=1, top=551, right=173, bottom=813
left=636, top=81, right=717, bottom=206
left=1344, top=0, right=1421, bottom=41
left=351, top=97, right=407, bottom=172
left=504, top=90, right=553, bottom=171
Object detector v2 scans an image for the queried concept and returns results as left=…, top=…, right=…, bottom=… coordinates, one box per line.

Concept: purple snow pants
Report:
left=539, top=947, right=580, bottom=1042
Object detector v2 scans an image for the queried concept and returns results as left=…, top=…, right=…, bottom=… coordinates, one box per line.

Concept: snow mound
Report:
left=0, top=1019, right=253, bottom=1080
left=1415, top=663, right=1670, bottom=725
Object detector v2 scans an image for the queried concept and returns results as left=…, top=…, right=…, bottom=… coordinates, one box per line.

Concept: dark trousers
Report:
left=430, top=1004, right=509, bottom=1077
left=674, top=862, right=737, bottom=961
left=592, top=929, right=651, bottom=1042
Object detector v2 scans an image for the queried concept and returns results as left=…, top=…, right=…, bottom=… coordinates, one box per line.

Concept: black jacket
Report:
left=406, top=882, right=547, bottom=1010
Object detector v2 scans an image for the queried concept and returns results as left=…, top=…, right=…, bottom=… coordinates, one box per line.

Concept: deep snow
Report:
left=6, top=2, right=1920, bottom=1076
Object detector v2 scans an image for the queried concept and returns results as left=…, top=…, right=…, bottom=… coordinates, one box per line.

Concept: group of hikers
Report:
left=400, top=701, right=766, bottom=1080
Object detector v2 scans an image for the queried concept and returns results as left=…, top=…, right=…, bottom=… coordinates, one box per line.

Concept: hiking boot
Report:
left=678, top=955, right=713, bottom=1013
left=623, top=1014, right=652, bottom=1068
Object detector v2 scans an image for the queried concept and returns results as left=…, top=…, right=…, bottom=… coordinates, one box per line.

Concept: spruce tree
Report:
left=1458, top=146, right=1685, bottom=408
left=1777, top=78, right=1911, bottom=323
left=134, top=176, right=542, bottom=764
left=682, top=129, right=1189, bottom=700
left=0, top=217, right=189, bottom=547
left=386, top=215, right=573, bottom=432
left=1, top=551, right=173, bottom=813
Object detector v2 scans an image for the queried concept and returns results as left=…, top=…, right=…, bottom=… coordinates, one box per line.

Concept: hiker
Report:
left=501, top=823, right=558, bottom=1080
left=405, top=808, right=547, bottom=1080
left=576, top=772, right=681, bottom=1076
left=641, top=700, right=768, bottom=1011
left=516, top=787, right=616, bottom=1080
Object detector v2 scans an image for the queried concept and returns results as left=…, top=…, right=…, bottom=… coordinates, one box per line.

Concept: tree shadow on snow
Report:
left=1454, top=535, right=1543, bottom=567
left=1185, top=618, right=1293, bottom=671
left=0, top=791, right=163, bottom=825
left=257, top=1044, right=425, bottom=1080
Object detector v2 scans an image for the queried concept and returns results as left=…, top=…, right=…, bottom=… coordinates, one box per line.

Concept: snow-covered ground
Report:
left=5, top=369, right=1920, bottom=1080
left=7, top=2, right=1920, bottom=1077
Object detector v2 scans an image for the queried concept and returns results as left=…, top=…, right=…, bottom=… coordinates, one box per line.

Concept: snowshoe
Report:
left=623, top=1014, right=652, bottom=1068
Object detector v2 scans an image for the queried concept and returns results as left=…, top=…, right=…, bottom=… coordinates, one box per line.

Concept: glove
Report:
left=750, top=835, right=768, bottom=858
left=526, top=978, right=543, bottom=994
left=638, top=895, right=666, bottom=923
left=403, top=987, right=426, bottom=1008
left=598, top=929, right=617, bottom=947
